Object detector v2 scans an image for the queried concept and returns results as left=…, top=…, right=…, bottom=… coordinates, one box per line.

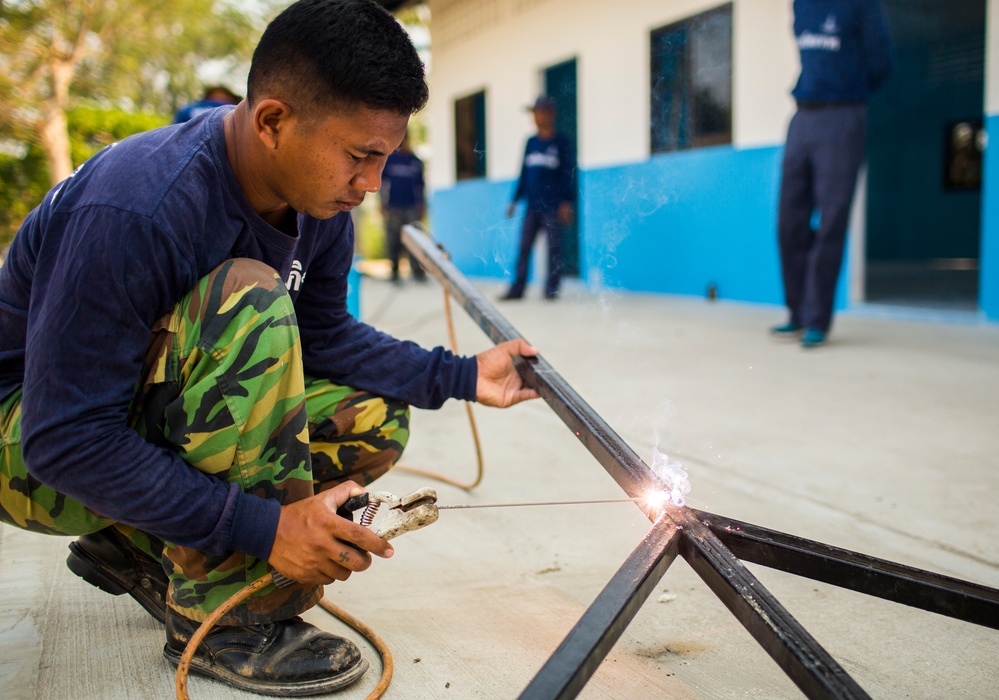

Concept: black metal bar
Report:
left=402, top=226, right=999, bottom=623
left=695, top=510, right=999, bottom=630
left=402, top=225, right=873, bottom=698
left=402, top=224, right=527, bottom=346
left=518, top=516, right=682, bottom=700
left=402, top=224, right=666, bottom=503
left=669, top=509, right=872, bottom=699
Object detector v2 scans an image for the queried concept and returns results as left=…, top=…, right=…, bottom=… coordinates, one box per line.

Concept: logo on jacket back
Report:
left=798, top=14, right=841, bottom=51
left=525, top=146, right=560, bottom=170
left=385, top=162, right=421, bottom=178
left=286, top=260, right=306, bottom=291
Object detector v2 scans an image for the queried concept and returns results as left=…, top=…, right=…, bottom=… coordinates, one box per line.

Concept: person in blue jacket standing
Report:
left=501, top=95, right=576, bottom=300
left=380, top=131, right=427, bottom=282
left=772, top=0, right=893, bottom=347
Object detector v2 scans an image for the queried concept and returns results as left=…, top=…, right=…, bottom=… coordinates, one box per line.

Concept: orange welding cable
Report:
left=176, top=576, right=394, bottom=700
left=319, top=597, right=395, bottom=698
left=175, top=573, right=274, bottom=700
left=396, top=288, right=485, bottom=491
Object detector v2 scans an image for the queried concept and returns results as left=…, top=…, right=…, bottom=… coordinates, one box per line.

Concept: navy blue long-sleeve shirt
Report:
left=791, top=0, right=893, bottom=104
left=511, top=133, right=575, bottom=213
left=0, top=108, right=477, bottom=561
left=381, top=150, right=425, bottom=209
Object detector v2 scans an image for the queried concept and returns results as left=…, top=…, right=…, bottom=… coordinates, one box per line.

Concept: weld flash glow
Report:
left=644, top=487, right=687, bottom=509
left=645, top=489, right=672, bottom=509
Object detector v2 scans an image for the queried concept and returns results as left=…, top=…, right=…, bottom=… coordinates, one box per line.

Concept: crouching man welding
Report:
left=0, top=0, right=538, bottom=695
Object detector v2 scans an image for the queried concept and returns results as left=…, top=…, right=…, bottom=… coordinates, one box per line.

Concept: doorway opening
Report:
left=544, top=58, right=579, bottom=278
left=864, top=0, right=985, bottom=311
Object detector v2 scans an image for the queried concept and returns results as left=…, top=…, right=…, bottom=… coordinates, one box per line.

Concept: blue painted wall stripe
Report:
left=979, top=114, right=999, bottom=321
left=428, top=145, right=867, bottom=317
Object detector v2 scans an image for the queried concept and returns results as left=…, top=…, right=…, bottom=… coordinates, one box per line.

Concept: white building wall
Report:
left=426, top=0, right=798, bottom=189
left=987, top=0, right=999, bottom=113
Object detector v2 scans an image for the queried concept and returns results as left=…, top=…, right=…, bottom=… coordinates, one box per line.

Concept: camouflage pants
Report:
left=0, top=259, right=410, bottom=624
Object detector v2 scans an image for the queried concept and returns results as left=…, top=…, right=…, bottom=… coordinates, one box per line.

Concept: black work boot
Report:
left=66, top=527, right=169, bottom=623
left=163, top=607, right=368, bottom=696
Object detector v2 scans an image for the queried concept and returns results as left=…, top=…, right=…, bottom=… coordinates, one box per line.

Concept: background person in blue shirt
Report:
left=772, top=0, right=893, bottom=348
left=172, top=85, right=241, bottom=124
left=501, top=95, right=576, bottom=301
left=380, top=131, right=427, bottom=282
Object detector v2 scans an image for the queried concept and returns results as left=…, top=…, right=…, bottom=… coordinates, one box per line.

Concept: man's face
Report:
left=272, top=105, right=409, bottom=220
left=533, top=106, right=556, bottom=131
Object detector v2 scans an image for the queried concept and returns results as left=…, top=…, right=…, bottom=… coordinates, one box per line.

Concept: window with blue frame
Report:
left=454, top=90, right=487, bottom=180
left=650, top=4, right=732, bottom=153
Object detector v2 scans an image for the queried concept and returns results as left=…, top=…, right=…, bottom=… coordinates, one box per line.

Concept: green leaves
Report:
left=0, top=0, right=263, bottom=244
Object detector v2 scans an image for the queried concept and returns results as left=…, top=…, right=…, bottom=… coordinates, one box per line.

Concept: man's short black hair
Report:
left=247, top=0, right=428, bottom=117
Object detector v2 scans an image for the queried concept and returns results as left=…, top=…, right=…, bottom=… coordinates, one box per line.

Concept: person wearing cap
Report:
left=501, top=95, right=576, bottom=300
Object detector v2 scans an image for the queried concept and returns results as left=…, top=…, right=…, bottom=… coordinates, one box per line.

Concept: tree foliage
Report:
left=0, top=0, right=264, bottom=247
left=0, top=106, right=171, bottom=246
left=1, top=0, right=260, bottom=118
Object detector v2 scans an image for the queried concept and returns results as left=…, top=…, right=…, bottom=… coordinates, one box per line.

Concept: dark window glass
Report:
left=454, top=90, right=487, bottom=180
left=651, top=4, right=733, bottom=153
left=943, top=119, right=984, bottom=191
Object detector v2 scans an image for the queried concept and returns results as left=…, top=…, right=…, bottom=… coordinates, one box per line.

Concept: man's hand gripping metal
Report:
left=271, top=487, right=439, bottom=589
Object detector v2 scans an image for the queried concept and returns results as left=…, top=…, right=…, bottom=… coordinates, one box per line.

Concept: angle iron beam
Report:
left=518, top=516, right=682, bottom=700
left=403, top=225, right=871, bottom=698
left=670, top=509, right=873, bottom=699
left=402, top=224, right=666, bottom=502
left=694, top=510, right=999, bottom=630
left=402, top=224, right=526, bottom=347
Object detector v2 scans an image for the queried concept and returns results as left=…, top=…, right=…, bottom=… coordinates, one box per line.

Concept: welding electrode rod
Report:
left=437, top=498, right=645, bottom=510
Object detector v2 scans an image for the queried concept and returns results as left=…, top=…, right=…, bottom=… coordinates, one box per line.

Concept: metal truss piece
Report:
left=696, top=510, right=999, bottom=630
left=401, top=224, right=999, bottom=699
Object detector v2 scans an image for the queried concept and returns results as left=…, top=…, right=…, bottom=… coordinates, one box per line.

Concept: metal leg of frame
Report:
left=518, top=516, right=682, bottom=700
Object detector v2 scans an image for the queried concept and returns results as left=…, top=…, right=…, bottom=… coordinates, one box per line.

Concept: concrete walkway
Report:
left=2, top=274, right=998, bottom=699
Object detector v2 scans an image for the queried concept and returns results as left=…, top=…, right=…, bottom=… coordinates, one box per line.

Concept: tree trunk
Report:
left=38, top=57, right=75, bottom=186
left=38, top=107, right=74, bottom=185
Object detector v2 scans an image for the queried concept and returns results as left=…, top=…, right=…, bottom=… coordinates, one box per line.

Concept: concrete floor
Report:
left=2, top=274, right=998, bottom=699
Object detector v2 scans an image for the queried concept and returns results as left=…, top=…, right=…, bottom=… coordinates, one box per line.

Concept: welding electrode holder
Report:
left=337, top=493, right=372, bottom=521
left=270, top=488, right=440, bottom=589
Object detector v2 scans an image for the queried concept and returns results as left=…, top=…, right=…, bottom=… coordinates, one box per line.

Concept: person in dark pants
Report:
left=772, top=0, right=893, bottom=347
left=501, top=95, right=575, bottom=301
left=380, top=131, right=426, bottom=282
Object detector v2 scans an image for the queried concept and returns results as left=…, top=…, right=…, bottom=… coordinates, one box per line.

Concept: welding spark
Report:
left=645, top=490, right=671, bottom=509
left=644, top=487, right=686, bottom=509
